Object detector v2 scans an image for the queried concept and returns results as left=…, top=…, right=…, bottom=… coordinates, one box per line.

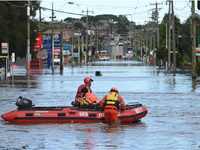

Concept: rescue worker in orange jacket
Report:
left=72, top=77, right=93, bottom=106
left=99, top=87, right=126, bottom=125
left=79, top=86, right=100, bottom=109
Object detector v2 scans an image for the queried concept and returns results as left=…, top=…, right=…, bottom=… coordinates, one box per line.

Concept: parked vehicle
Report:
left=128, top=45, right=132, bottom=50
left=98, top=50, right=110, bottom=61
left=118, top=41, right=124, bottom=46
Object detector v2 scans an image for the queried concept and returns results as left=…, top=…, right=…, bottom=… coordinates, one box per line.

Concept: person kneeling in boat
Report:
left=79, top=86, right=100, bottom=109
left=72, top=77, right=93, bottom=106
left=99, top=87, right=126, bottom=125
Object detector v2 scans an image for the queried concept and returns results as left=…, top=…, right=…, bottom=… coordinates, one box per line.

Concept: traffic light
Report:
left=98, top=37, right=101, bottom=42
left=84, top=47, right=86, bottom=54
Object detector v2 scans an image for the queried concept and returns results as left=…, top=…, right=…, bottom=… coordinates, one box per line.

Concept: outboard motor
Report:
left=16, top=96, right=33, bottom=109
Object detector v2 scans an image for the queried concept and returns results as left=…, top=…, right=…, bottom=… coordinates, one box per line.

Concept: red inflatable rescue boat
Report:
left=1, top=97, right=147, bottom=124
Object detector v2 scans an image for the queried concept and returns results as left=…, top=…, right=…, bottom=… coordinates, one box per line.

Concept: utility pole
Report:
left=78, top=29, right=80, bottom=64
left=50, top=3, right=56, bottom=75
left=60, top=20, right=63, bottom=74
left=96, top=30, right=98, bottom=57
left=172, top=1, right=176, bottom=73
left=146, top=26, right=148, bottom=64
left=150, top=21, right=153, bottom=65
left=156, top=2, right=160, bottom=47
left=27, top=0, right=30, bottom=76
left=166, top=17, right=168, bottom=49
left=168, top=0, right=171, bottom=71
left=72, top=27, right=74, bottom=67
left=82, top=35, right=84, bottom=63
left=150, top=2, right=162, bottom=48
left=89, top=28, right=92, bottom=62
left=192, top=1, right=196, bottom=78
left=82, top=8, right=93, bottom=65
left=39, top=7, right=43, bottom=50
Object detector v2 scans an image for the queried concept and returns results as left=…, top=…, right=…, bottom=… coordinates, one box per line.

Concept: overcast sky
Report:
left=38, top=0, right=199, bottom=24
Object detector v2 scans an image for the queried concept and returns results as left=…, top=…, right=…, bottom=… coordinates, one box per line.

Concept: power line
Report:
left=78, top=3, right=149, bottom=9
left=40, top=6, right=84, bottom=16
left=173, top=0, right=191, bottom=10
left=135, top=0, right=140, bottom=9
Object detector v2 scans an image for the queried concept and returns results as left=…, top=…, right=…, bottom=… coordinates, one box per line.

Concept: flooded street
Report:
left=0, top=60, right=200, bottom=150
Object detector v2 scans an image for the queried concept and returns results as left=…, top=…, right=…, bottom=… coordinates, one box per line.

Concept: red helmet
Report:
left=84, top=77, right=93, bottom=84
left=110, top=87, right=118, bottom=93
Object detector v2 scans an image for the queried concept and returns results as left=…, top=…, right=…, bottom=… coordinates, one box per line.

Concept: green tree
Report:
left=158, top=13, right=183, bottom=65
left=116, top=15, right=129, bottom=34
left=0, top=1, right=40, bottom=58
left=74, top=22, right=85, bottom=30
left=54, top=24, right=61, bottom=29
left=156, top=45, right=168, bottom=61
left=64, top=17, right=75, bottom=22
left=195, top=61, right=200, bottom=76
left=159, top=13, right=181, bottom=48
left=42, top=22, right=52, bottom=32
left=180, top=13, right=200, bottom=63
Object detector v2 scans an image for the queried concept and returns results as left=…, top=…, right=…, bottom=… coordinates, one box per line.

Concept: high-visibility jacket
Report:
left=79, top=93, right=100, bottom=106
left=75, top=84, right=92, bottom=100
left=105, top=91, right=119, bottom=108
left=99, top=93, right=126, bottom=110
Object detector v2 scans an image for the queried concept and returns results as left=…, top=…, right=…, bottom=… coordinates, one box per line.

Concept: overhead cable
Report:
left=40, top=6, right=84, bottom=16
left=173, top=0, right=191, bottom=10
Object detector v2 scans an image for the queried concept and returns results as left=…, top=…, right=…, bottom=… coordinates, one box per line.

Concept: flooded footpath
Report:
left=0, top=60, right=200, bottom=150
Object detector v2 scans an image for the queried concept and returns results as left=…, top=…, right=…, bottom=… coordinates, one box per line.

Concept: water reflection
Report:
left=192, top=78, right=197, bottom=91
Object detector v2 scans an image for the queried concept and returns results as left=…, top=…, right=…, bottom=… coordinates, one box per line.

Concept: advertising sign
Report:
left=196, top=48, right=200, bottom=56
left=34, top=32, right=42, bottom=51
left=1, top=43, right=8, bottom=54
left=53, top=34, right=60, bottom=47
left=34, top=32, right=42, bottom=60
left=63, top=44, right=72, bottom=51
left=54, top=49, right=60, bottom=63
left=43, top=39, right=51, bottom=68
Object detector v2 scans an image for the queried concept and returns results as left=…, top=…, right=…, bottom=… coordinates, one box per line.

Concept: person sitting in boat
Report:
left=72, top=77, right=94, bottom=106
left=79, top=86, right=100, bottom=109
left=99, top=87, right=126, bottom=126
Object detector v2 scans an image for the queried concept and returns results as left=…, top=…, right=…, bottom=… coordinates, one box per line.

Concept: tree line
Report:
left=0, top=1, right=40, bottom=59
left=156, top=13, right=200, bottom=67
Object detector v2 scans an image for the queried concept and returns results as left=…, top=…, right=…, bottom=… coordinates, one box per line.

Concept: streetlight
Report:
left=54, top=2, right=75, bottom=14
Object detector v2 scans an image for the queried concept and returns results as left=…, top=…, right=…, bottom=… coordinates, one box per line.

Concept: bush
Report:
left=195, top=61, right=200, bottom=76
left=156, top=45, right=168, bottom=61
left=136, top=49, right=140, bottom=56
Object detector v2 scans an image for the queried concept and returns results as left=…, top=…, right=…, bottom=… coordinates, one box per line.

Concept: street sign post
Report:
left=37, top=49, right=47, bottom=59
left=73, top=53, right=79, bottom=57
left=1, top=43, right=8, bottom=54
